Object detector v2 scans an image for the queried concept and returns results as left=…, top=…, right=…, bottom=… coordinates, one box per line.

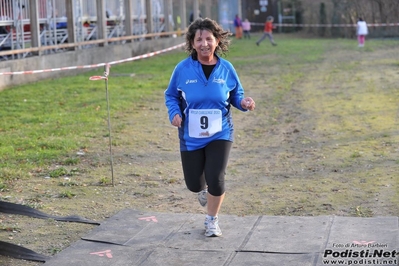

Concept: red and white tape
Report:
left=277, top=23, right=399, bottom=27
left=251, top=22, right=399, bottom=27
left=0, top=42, right=185, bottom=76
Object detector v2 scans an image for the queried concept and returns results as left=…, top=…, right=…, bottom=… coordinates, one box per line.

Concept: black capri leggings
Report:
left=180, top=140, right=232, bottom=197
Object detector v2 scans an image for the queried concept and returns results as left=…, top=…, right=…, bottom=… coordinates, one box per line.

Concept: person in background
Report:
left=356, top=17, right=368, bottom=47
left=164, top=18, right=255, bottom=237
left=256, top=16, right=277, bottom=46
left=189, top=10, right=202, bottom=25
left=242, top=18, right=251, bottom=39
left=233, top=14, right=243, bottom=39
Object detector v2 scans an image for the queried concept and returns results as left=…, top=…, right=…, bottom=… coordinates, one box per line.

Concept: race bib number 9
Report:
left=188, top=109, right=222, bottom=138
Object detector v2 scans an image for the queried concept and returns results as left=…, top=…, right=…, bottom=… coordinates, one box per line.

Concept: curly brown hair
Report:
left=185, top=18, right=232, bottom=59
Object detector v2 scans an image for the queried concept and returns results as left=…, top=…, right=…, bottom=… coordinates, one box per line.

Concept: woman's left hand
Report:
left=241, top=97, right=255, bottom=111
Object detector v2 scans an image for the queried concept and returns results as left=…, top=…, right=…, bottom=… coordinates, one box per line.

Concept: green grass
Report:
left=0, top=34, right=398, bottom=184
left=0, top=52, right=186, bottom=179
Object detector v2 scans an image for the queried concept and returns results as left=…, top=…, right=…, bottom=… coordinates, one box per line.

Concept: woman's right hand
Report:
left=171, top=114, right=182, bottom=128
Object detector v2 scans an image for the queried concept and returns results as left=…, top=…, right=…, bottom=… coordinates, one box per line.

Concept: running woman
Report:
left=164, top=18, right=255, bottom=237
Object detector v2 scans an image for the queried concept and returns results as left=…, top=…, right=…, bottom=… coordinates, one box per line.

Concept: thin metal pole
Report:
left=104, top=64, right=114, bottom=186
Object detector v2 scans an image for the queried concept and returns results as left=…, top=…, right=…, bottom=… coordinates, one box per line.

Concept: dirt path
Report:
left=230, top=43, right=399, bottom=217
left=1, top=37, right=398, bottom=265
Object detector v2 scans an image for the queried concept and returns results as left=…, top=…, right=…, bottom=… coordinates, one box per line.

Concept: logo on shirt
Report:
left=186, top=79, right=198, bottom=84
left=212, top=77, right=225, bottom=84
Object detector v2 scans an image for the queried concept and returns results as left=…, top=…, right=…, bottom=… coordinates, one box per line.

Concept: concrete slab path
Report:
left=43, top=209, right=398, bottom=266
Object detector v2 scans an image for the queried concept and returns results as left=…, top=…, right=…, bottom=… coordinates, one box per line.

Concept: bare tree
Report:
left=280, top=0, right=398, bottom=38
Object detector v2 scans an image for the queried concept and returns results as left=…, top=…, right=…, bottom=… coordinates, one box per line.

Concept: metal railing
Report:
left=0, top=0, right=167, bottom=60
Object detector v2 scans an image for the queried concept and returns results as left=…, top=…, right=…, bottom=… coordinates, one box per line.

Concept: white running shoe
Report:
left=205, top=216, right=222, bottom=237
left=198, top=189, right=207, bottom=207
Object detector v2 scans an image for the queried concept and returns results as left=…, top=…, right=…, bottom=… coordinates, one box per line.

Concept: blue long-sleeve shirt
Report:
left=164, top=55, right=247, bottom=151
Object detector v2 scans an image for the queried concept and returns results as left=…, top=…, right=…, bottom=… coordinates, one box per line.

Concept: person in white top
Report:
left=356, top=17, right=368, bottom=47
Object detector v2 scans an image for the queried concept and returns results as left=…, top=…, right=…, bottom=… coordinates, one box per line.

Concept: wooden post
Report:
left=65, top=0, right=76, bottom=49
left=29, top=0, right=41, bottom=55
left=164, top=0, right=173, bottom=32
left=179, top=0, right=186, bottom=30
left=204, top=0, right=212, bottom=19
left=96, top=0, right=107, bottom=46
left=193, top=0, right=199, bottom=21
left=145, top=0, right=153, bottom=37
left=124, top=0, right=133, bottom=40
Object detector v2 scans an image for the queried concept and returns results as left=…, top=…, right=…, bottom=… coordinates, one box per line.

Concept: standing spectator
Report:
left=164, top=18, right=255, bottom=237
left=256, top=16, right=277, bottom=46
left=233, top=14, right=243, bottom=39
left=189, top=10, right=202, bottom=25
left=242, top=18, right=251, bottom=39
left=356, top=17, right=368, bottom=47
